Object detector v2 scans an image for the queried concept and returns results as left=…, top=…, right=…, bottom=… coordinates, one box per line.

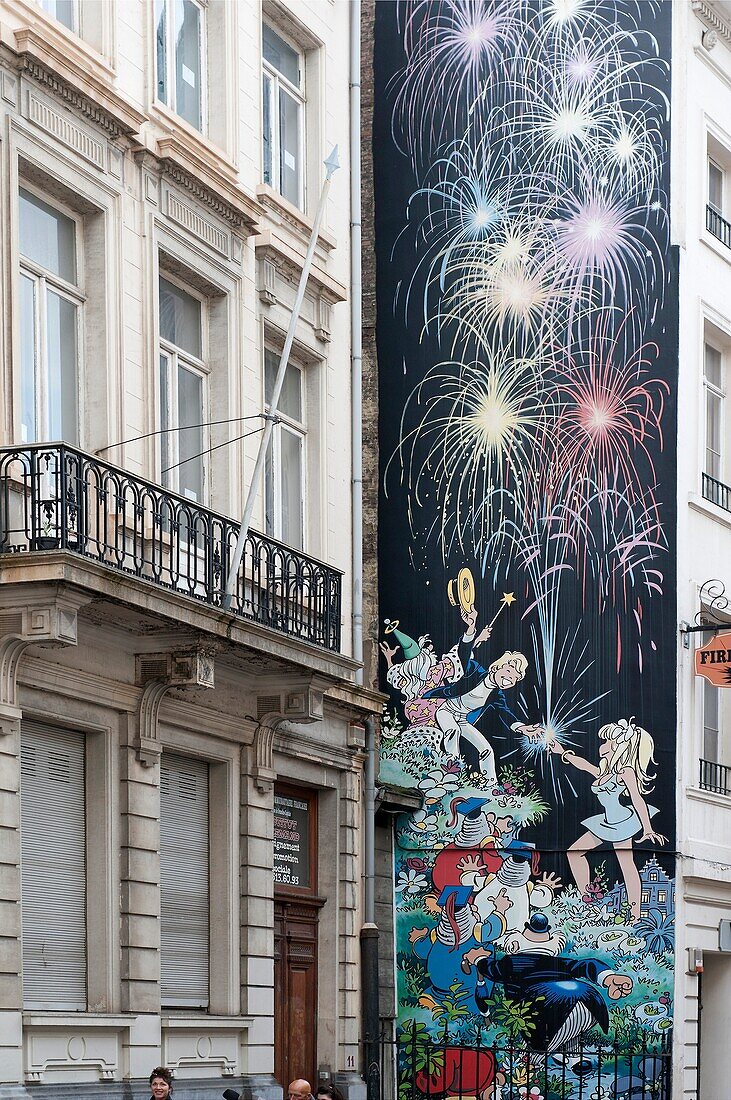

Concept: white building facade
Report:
left=675, top=3, right=731, bottom=1098
left=0, top=1, right=378, bottom=1097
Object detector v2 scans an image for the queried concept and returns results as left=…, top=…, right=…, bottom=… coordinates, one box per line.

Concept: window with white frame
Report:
left=709, top=158, right=725, bottom=216
left=264, top=346, right=305, bottom=549
left=19, top=188, right=82, bottom=445
left=704, top=340, right=724, bottom=482
left=160, top=753, right=210, bottom=1008
left=21, top=723, right=87, bottom=1010
left=39, top=0, right=76, bottom=31
left=262, top=23, right=305, bottom=209
left=155, top=0, right=205, bottom=132
left=159, top=276, right=207, bottom=503
left=703, top=677, right=720, bottom=764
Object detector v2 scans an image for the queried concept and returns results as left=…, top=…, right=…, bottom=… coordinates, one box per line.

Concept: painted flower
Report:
left=518, top=1087, right=544, bottom=1100
left=407, top=807, right=439, bottom=834
left=418, top=767, right=461, bottom=802
left=396, top=868, right=429, bottom=894
left=406, top=857, right=427, bottom=872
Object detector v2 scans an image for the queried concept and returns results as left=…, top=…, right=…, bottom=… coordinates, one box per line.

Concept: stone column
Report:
left=119, top=719, right=162, bottom=1074
left=0, top=703, right=22, bottom=1085
left=239, top=726, right=281, bottom=1100
left=334, top=765, right=366, bottom=1100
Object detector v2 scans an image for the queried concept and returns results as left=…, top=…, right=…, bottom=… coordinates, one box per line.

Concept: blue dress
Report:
left=582, top=775, right=658, bottom=842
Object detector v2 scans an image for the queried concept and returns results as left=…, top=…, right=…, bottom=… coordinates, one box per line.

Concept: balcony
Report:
left=702, top=471, right=731, bottom=513
left=707, top=203, right=731, bottom=250
left=0, top=443, right=342, bottom=652
left=699, top=757, right=731, bottom=796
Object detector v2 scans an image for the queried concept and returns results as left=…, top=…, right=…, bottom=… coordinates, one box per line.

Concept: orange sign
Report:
left=695, top=631, right=731, bottom=686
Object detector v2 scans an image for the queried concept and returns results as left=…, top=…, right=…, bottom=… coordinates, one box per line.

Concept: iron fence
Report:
left=699, top=757, right=731, bottom=796
left=707, top=203, right=731, bottom=250
left=378, top=1022, right=671, bottom=1100
left=0, top=443, right=342, bottom=651
left=702, top=471, right=731, bottom=514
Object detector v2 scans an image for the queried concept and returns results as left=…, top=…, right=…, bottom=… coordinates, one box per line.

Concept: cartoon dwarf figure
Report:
left=409, top=885, right=511, bottom=1012
left=458, top=838, right=560, bottom=945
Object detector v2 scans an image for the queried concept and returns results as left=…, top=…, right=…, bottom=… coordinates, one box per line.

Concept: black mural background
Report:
left=374, top=0, right=678, bottom=1080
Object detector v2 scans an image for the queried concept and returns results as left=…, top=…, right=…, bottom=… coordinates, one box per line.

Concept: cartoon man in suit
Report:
left=425, top=605, right=544, bottom=780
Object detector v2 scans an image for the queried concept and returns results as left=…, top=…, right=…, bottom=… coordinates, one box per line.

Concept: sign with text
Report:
left=273, top=791, right=310, bottom=889
left=695, top=631, right=731, bottom=686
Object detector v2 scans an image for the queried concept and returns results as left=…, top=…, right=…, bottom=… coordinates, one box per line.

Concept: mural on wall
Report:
left=374, top=1, right=676, bottom=1097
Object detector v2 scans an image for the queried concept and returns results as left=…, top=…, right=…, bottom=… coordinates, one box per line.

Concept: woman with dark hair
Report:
left=150, top=1067, right=173, bottom=1099
left=316, top=1082, right=345, bottom=1100
left=316, top=1085, right=344, bottom=1100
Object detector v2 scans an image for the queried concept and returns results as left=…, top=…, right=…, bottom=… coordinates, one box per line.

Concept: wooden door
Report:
left=274, top=899, right=319, bottom=1089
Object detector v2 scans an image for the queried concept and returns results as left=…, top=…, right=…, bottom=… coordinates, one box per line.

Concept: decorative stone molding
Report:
left=134, top=648, right=215, bottom=766
left=315, top=295, right=332, bottom=342
left=0, top=592, right=88, bottom=710
left=252, top=714, right=282, bottom=793
left=256, top=182, right=336, bottom=254
left=165, top=188, right=231, bottom=257
left=258, top=256, right=278, bottom=305
left=161, top=1014, right=252, bottom=1079
left=692, top=1, right=731, bottom=46
left=155, top=134, right=262, bottom=233
left=255, top=232, right=347, bottom=305
left=251, top=680, right=328, bottom=791
left=23, top=1013, right=136, bottom=1085
left=27, top=89, right=106, bottom=169
left=12, top=32, right=146, bottom=138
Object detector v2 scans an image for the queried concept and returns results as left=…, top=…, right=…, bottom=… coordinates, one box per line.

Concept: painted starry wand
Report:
left=486, top=591, right=516, bottom=631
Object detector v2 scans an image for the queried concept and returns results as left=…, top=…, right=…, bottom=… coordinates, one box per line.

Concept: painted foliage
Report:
left=373, top=1, right=676, bottom=1097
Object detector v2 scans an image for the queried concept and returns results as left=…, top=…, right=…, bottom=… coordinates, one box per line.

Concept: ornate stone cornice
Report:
left=256, top=183, right=336, bottom=254
left=255, top=231, right=347, bottom=305
left=11, top=30, right=146, bottom=138
left=134, top=648, right=215, bottom=766
left=692, top=1, right=731, bottom=46
left=0, top=589, right=90, bottom=711
left=155, top=135, right=262, bottom=234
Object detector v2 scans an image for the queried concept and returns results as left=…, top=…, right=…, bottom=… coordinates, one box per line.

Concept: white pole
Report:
left=222, top=148, right=340, bottom=611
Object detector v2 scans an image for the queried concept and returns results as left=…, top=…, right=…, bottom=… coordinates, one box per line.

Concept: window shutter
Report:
left=20, top=722, right=86, bottom=1010
left=160, top=753, right=209, bottom=1007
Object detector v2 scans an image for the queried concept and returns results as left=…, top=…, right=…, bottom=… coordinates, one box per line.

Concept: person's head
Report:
left=288, top=1081, right=312, bottom=1100
left=317, top=1085, right=345, bottom=1100
left=597, top=718, right=656, bottom=793
left=487, top=651, right=528, bottom=690
left=149, top=1067, right=173, bottom=1098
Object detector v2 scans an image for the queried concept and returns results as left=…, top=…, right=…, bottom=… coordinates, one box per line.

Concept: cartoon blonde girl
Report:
left=550, top=718, right=666, bottom=922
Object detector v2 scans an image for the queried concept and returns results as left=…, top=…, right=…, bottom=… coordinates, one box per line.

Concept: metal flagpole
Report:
left=221, top=147, right=340, bottom=611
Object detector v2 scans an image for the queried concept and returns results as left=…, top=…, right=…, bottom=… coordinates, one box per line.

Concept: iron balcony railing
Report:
left=378, top=1021, right=672, bottom=1100
left=702, top=470, right=731, bottom=513
left=0, top=443, right=342, bottom=652
left=707, top=202, right=731, bottom=249
left=699, top=757, right=731, bottom=796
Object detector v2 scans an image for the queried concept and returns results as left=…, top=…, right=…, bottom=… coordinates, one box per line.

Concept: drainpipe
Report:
left=351, top=4, right=379, bottom=1099
left=361, top=715, right=380, bottom=1100
left=351, top=0, right=364, bottom=687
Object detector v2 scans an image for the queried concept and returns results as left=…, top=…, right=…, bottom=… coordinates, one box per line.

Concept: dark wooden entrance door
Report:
left=274, top=899, right=320, bottom=1088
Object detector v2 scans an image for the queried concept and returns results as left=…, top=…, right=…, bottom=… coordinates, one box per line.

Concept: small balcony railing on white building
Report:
left=702, top=471, right=731, bottom=513
left=707, top=202, right=731, bottom=250
left=0, top=442, right=342, bottom=653
left=699, top=757, right=731, bottom=796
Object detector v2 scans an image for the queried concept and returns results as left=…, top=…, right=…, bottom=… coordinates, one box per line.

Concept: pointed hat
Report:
left=383, top=619, right=421, bottom=660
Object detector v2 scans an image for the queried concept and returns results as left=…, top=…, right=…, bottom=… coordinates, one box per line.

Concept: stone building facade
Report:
left=0, top=1, right=380, bottom=1097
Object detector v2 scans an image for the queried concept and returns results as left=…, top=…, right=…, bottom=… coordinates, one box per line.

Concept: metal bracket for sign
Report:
left=680, top=579, right=731, bottom=648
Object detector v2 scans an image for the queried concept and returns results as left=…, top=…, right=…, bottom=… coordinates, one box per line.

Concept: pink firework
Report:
left=548, top=314, right=669, bottom=520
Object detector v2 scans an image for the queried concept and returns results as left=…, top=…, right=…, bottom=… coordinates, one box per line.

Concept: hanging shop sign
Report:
left=273, top=790, right=311, bottom=889
left=695, top=631, right=731, bottom=686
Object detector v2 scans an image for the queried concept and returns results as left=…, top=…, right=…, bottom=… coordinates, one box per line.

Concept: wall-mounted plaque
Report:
left=273, top=790, right=311, bottom=889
